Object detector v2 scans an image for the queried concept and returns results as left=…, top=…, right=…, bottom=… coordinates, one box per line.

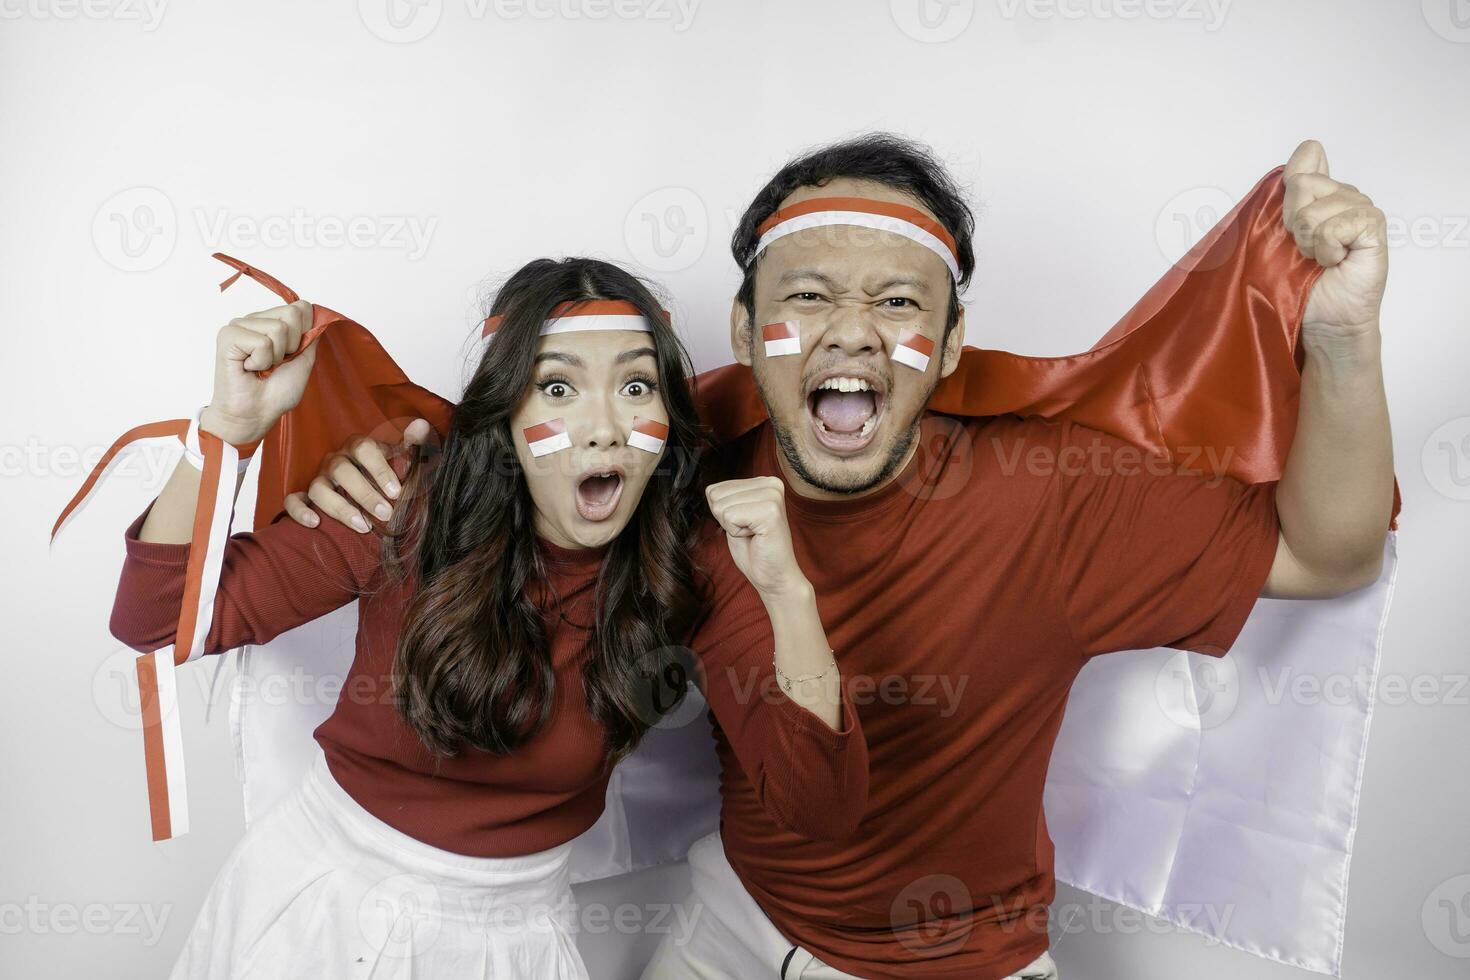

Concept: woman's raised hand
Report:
left=200, top=300, right=317, bottom=445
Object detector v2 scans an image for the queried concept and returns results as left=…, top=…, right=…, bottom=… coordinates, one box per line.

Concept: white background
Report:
left=4, top=0, right=1469, bottom=977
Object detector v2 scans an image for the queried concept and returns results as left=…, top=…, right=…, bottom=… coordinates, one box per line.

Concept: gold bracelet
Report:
left=773, top=652, right=837, bottom=692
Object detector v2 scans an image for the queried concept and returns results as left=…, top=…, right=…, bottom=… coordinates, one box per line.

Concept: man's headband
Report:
left=752, top=197, right=961, bottom=282
left=481, top=299, right=664, bottom=340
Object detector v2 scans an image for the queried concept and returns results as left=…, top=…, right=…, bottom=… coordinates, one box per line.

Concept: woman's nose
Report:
left=578, top=404, right=623, bottom=450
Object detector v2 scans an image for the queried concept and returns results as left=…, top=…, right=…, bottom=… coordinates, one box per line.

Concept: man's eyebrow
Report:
left=866, top=275, right=930, bottom=294
left=775, top=269, right=846, bottom=291
left=616, top=347, right=658, bottom=364
left=534, top=351, right=582, bottom=367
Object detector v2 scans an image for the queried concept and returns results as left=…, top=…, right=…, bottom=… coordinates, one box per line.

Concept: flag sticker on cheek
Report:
left=524, top=418, right=572, bottom=458
left=761, top=321, right=802, bottom=358
left=892, top=328, right=936, bottom=372
left=628, top=416, right=669, bottom=454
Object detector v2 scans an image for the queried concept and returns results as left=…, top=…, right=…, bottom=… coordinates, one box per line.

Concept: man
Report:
left=292, top=134, right=1393, bottom=979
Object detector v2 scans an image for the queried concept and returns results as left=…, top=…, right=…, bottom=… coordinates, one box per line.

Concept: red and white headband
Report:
left=752, top=197, right=961, bottom=282
left=482, top=299, right=664, bottom=340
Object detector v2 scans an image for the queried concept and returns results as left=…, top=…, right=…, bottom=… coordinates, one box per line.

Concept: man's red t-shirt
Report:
left=708, top=411, right=1281, bottom=980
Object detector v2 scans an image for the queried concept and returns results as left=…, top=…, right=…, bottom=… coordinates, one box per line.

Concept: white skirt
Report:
left=171, top=749, right=589, bottom=980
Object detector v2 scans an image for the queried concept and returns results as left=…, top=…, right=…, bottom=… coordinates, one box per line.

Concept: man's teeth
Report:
left=816, top=377, right=874, bottom=393
left=814, top=415, right=880, bottom=438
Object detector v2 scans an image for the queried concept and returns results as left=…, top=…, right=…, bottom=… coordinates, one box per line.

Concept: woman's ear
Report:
left=730, top=299, right=754, bottom=367
left=939, top=305, right=967, bottom=379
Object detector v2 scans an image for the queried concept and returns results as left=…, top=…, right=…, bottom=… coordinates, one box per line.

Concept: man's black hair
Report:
left=730, top=132, right=975, bottom=338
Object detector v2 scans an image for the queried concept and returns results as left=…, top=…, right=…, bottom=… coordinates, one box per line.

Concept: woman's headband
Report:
left=752, top=197, right=961, bottom=282
left=481, top=299, right=664, bottom=340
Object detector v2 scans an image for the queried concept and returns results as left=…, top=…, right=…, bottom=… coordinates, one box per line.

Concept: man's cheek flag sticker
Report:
left=761, top=321, right=801, bottom=357
left=892, top=328, right=936, bottom=372
left=628, top=416, right=669, bottom=454
left=524, top=418, right=572, bottom=458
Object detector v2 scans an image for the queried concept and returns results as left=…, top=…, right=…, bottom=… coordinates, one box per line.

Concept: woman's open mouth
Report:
left=806, top=373, right=887, bottom=455
left=574, top=467, right=625, bottom=522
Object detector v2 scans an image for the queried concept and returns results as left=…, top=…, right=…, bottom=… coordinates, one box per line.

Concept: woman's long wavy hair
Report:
left=381, top=258, right=708, bottom=763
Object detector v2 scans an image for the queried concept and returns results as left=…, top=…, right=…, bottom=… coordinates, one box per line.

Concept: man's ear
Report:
left=730, top=298, right=754, bottom=367
left=938, top=304, right=966, bottom=379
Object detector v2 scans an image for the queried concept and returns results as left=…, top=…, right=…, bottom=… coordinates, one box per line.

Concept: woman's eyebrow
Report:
left=534, top=351, right=582, bottom=366
left=616, top=347, right=658, bottom=364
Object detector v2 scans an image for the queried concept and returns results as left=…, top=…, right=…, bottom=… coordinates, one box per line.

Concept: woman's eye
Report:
left=621, top=377, right=658, bottom=398
left=538, top=380, right=575, bottom=398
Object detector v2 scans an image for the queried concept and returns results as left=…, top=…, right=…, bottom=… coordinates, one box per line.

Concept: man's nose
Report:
left=819, top=303, right=883, bottom=358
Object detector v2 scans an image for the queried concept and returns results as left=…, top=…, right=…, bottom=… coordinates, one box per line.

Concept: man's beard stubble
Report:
left=756, top=368, right=938, bottom=496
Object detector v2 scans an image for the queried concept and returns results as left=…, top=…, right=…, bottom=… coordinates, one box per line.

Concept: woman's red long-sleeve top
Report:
left=109, top=501, right=867, bottom=857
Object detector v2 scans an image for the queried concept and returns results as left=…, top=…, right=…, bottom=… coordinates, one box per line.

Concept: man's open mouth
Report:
left=805, top=371, right=888, bottom=454
left=574, top=467, right=625, bottom=522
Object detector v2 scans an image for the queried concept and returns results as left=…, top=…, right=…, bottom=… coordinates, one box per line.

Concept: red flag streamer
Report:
left=53, top=253, right=456, bottom=840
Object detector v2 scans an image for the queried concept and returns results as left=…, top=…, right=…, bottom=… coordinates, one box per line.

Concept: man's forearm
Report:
left=764, top=584, right=844, bottom=731
left=1275, top=323, right=1395, bottom=588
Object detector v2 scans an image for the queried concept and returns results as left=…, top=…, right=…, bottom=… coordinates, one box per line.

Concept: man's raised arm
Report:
left=1264, top=139, right=1395, bottom=599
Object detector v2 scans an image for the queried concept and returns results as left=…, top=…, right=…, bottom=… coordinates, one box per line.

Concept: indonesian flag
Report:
left=761, top=321, right=801, bottom=357
left=523, top=418, right=571, bottom=458
left=59, top=165, right=1398, bottom=978
left=628, top=416, right=669, bottom=454
left=892, top=328, right=935, bottom=372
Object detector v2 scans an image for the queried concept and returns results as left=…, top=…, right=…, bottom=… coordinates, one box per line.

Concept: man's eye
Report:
left=881, top=297, right=915, bottom=308
left=788, top=292, right=825, bottom=303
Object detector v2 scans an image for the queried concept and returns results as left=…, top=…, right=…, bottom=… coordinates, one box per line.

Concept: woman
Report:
left=109, top=257, right=866, bottom=979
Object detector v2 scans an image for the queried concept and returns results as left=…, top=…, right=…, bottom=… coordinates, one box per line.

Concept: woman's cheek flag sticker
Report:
left=524, top=418, right=572, bottom=458
left=761, top=321, right=801, bottom=357
left=893, top=328, right=936, bottom=372
left=628, top=416, right=669, bottom=454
